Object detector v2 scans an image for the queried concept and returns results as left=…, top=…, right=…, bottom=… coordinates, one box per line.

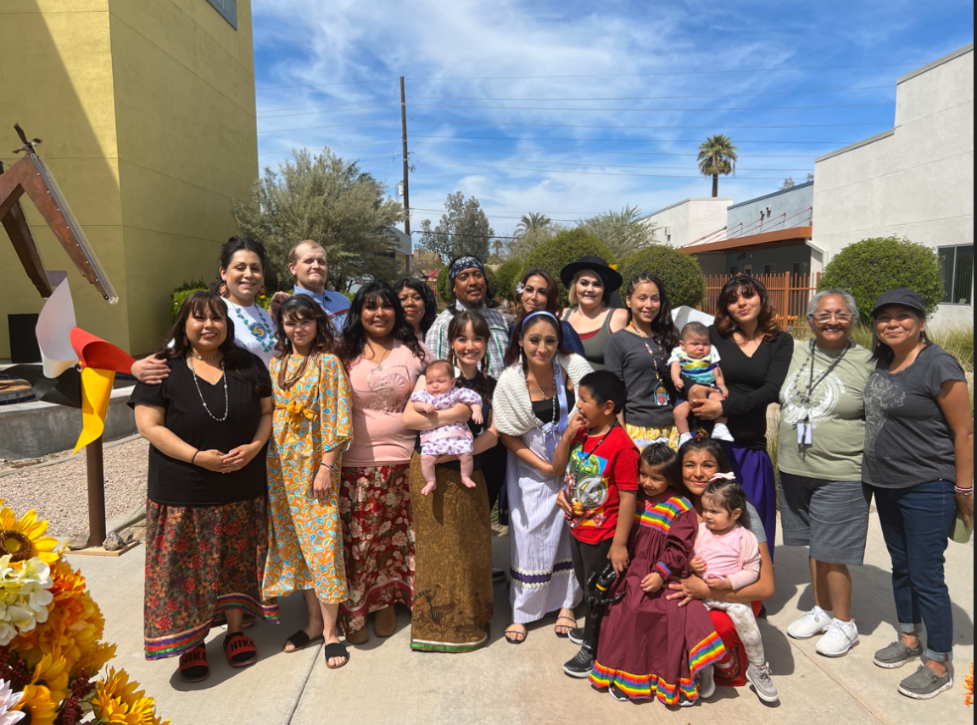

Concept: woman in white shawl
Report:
left=495, top=311, right=593, bottom=644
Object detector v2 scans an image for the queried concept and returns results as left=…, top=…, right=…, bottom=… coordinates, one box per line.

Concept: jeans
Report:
left=870, top=480, right=956, bottom=661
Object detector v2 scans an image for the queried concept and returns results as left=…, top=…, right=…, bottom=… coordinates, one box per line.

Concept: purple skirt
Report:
left=720, top=442, right=777, bottom=562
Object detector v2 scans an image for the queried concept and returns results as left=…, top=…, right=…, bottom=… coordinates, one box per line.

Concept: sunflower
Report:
left=72, top=641, right=117, bottom=679
left=29, top=652, right=69, bottom=705
left=0, top=507, right=59, bottom=567
left=11, top=684, right=57, bottom=725
left=92, top=669, right=165, bottom=725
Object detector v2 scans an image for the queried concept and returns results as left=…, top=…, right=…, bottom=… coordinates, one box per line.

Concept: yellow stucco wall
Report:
left=0, top=0, right=256, bottom=358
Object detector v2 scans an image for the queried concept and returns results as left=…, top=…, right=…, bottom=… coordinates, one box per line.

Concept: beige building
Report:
left=0, top=0, right=257, bottom=358
left=813, top=43, right=974, bottom=326
left=645, top=197, right=733, bottom=255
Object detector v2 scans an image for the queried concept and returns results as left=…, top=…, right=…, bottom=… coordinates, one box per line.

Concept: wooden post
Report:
left=85, top=437, right=106, bottom=547
left=400, top=76, right=410, bottom=239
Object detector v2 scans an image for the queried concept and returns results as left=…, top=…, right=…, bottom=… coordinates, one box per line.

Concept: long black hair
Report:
left=714, top=274, right=781, bottom=344
left=212, top=236, right=268, bottom=294
left=675, top=434, right=732, bottom=500
left=624, top=272, right=680, bottom=352
left=394, top=277, right=439, bottom=335
left=447, top=310, right=493, bottom=403
left=502, top=312, right=570, bottom=370
left=337, top=281, right=425, bottom=366
left=870, top=306, right=930, bottom=366
left=163, top=291, right=266, bottom=390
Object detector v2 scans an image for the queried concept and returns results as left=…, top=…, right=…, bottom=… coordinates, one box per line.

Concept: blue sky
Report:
left=250, top=0, right=974, bottom=239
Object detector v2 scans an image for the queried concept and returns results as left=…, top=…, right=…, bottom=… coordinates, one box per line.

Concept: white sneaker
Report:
left=711, top=422, right=734, bottom=441
left=697, top=664, right=716, bottom=699
left=787, top=606, right=832, bottom=640
left=678, top=432, right=694, bottom=447
left=815, top=619, right=860, bottom=657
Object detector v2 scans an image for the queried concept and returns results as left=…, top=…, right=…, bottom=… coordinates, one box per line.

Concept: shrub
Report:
left=522, top=229, right=616, bottom=308
left=171, top=280, right=269, bottom=320
left=494, top=258, right=525, bottom=302
left=818, top=236, right=945, bottom=323
left=618, top=245, right=706, bottom=308
left=436, top=263, right=498, bottom=306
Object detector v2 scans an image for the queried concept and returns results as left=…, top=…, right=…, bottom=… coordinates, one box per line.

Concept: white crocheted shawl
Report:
left=494, top=353, right=593, bottom=437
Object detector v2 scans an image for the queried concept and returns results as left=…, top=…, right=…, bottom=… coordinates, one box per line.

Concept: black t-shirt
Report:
left=415, top=373, right=497, bottom=473
left=128, top=354, right=272, bottom=506
left=710, top=326, right=794, bottom=450
left=862, top=344, right=967, bottom=488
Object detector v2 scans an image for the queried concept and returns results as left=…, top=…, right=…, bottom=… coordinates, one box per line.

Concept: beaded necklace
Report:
left=230, top=302, right=274, bottom=354
left=188, top=356, right=229, bottom=422
left=628, top=321, right=669, bottom=406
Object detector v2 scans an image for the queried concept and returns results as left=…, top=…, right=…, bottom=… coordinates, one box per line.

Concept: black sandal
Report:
left=283, top=630, right=324, bottom=653
left=504, top=628, right=527, bottom=645
left=323, top=641, right=350, bottom=669
left=554, top=616, right=576, bottom=637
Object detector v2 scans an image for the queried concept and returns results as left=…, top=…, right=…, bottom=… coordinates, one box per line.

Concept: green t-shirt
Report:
left=777, top=341, right=874, bottom=481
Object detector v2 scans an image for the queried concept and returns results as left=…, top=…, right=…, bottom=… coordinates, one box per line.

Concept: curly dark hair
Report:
left=394, top=277, right=439, bottom=335
left=624, top=272, right=680, bottom=352
left=211, top=236, right=267, bottom=295
left=713, top=274, right=781, bottom=344
left=503, top=312, right=570, bottom=370
left=337, top=281, right=425, bottom=367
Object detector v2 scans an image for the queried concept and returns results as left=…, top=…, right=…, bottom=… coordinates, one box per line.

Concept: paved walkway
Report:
left=69, top=514, right=973, bottom=725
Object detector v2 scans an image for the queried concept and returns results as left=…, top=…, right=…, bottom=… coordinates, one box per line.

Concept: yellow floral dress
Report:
left=263, top=352, right=353, bottom=604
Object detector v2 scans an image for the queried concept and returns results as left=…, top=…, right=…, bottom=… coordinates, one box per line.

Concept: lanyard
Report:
left=578, top=422, right=617, bottom=464
left=800, top=339, right=851, bottom=411
left=629, top=322, right=669, bottom=406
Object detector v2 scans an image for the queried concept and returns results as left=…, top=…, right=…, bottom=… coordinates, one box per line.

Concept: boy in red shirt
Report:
left=554, top=370, right=639, bottom=678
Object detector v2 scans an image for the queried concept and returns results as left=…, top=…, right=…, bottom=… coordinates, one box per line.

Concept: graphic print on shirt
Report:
left=863, top=374, right=905, bottom=458
left=361, top=364, right=411, bottom=413
left=564, top=444, right=610, bottom=532
left=781, top=365, right=847, bottom=429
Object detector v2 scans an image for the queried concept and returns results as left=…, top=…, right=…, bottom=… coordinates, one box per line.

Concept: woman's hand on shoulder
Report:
left=131, top=355, right=170, bottom=385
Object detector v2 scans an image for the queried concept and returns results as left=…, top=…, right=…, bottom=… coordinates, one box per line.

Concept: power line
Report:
left=411, top=229, right=519, bottom=239
left=258, top=104, right=402, bottom=119
left=416, top=158, right=799, bottom=179
left=257, top=140, right=402, bottom=155
left=408, top=86, right=893, bottom=101
left=410, top=134, right=856, bottom=146
left=412, top=151, right=812, bottom=172
left=410, top=118, right=889, bottom=130
left=257, top=119, right=399, bottom=135
left=257, top=99, right=399, bottom=114
left=410, top=139, right=819, bottom=158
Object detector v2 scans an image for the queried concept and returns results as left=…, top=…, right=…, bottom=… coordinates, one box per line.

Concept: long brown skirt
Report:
left=408, top=453, right=493, bottom=652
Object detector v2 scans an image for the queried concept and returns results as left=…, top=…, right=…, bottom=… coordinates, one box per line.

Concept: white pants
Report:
left=704, top=599, right=765, bottom=667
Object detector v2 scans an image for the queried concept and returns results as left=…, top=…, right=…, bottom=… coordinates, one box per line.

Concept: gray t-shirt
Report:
left=862, top=344, right=966, bottom=488
left=605, top=329, right=675, bottom=428
left=744, top=502, right=766, bottom=545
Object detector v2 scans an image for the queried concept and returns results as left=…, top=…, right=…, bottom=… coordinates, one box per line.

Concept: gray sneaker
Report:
left=746, top=663, right=779, bottom=703
left=898, top=664, right=953, bottom=700
left=697, top=664, right=716, bottom=700
left=873, top=640, right=923, bottom=669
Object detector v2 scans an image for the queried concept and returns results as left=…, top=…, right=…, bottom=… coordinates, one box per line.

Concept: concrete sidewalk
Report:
left=69, top=513, right=974, bottom=725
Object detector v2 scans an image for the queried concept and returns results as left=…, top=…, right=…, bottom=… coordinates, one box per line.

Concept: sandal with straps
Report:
left=554, top=615, right=577, bottom=638
left=283, top=629, right=324, bottom=653
left=504, top=627, right=527, bottom=645
left=224, top=632, right=258, bottom=667
left=324, top=641, right=350, bottom=669
left=178, top=644, right=209, bottom=683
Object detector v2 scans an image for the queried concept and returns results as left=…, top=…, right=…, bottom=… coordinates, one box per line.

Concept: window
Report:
left=205, top=0, right=237, bottom=29
left=764, top=263, right=777, bottom=274
left=939, top=245, right=974, bottom=304
left=729, top=266, right=739, bottom=275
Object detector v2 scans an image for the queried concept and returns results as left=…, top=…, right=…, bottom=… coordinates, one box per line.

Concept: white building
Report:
left=644, top=197, right=732, bottom=249
left=812, top=43, right=973, bottom=325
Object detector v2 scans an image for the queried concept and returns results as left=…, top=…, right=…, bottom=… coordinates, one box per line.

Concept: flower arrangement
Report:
left=0, top=500, right=169, bottom=725
left=966, top=663, right=973, bottom=708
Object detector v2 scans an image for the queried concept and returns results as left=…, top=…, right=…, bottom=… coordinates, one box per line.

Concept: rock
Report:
left=103, top=531, right=126, bottom=551
left=66, top=533, right=90, bottom=550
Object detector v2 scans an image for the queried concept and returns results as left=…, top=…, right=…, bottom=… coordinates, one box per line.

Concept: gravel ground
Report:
left=1, top=437, right=149, bottom=538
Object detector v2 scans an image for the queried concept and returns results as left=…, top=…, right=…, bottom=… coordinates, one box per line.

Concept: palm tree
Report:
left=697, top=135, right=738, bottom=197
left=514, top=212, right=552, bottom=238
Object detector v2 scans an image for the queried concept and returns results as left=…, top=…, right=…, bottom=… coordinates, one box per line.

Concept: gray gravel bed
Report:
left=1, top=438, right=149, bottom=538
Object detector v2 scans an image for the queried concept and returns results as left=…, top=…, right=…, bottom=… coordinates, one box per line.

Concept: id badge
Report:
left=541, top=421, right=555, bottom=436
left=796, top=421, right=813, bottom=445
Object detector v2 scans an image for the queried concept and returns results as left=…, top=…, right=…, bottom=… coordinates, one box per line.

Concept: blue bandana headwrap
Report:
left=448, top=256, right=486, bottom=291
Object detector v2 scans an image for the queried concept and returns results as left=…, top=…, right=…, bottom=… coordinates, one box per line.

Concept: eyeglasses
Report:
left=811, top=312, right=852, bottom=324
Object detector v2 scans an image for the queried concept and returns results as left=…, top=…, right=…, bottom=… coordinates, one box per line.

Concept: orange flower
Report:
left=29, top=650, right=70, bottom=705
left=73, top=640, right=117, bottom=679
left=965, top=662, right=973, bottom=708
left=12, top=684, right=57, bottom=725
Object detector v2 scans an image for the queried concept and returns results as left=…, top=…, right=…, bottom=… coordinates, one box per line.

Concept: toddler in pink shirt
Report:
left=690, top=474, right=779, bottom=703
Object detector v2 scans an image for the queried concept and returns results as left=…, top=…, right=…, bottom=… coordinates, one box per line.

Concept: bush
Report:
left=171, top=280, right=269, bottom=320
left=618, top=245, right=706, bottom=308
left=522, top=229, right=616, bottom=308
left=818, top=236, right=945, bottom=323
left=494, top=258, right=525, bottom=302
left=436, top=263, right=498, bottom=306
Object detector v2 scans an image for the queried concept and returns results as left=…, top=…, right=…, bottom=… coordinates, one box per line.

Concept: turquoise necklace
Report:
left=231, top=302, right=273, bottom=353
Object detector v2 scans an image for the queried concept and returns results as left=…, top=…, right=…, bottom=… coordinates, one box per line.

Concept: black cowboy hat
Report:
left=559, top=255, right=623, bottom=296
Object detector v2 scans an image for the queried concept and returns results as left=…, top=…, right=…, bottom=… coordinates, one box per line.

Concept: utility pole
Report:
left=400, top=75, right=410, bottom=238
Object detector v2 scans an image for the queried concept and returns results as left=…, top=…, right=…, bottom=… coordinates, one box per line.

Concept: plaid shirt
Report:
left=425, top=303, right=510, bottom=379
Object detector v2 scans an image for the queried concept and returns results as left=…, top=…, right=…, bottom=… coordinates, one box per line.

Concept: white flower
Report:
left=0, top=679, right=26, bottom=725
left=0, top=555, right=54, bottom=645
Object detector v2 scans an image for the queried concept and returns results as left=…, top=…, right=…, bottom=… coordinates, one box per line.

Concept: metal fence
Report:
left=701, top=272, right=821, bottom=332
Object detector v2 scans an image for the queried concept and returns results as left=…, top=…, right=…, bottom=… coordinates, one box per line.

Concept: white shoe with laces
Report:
left=787, top=606, right=832, bottom=640
left=815, top=618, right=860, bottom=657
left=678, top=432, right=694, bottom=447
left=711, top=422, right=734, bottom=441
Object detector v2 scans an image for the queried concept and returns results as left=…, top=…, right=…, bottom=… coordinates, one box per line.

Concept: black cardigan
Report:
left=710, top=326, right=794, bottom=450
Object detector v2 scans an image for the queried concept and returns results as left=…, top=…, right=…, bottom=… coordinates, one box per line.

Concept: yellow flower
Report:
left=608, top=263, right=619, bottom=270
left=11, top=684, right=57, bottom=725
left=30, top=651, right=70, bottom=705
left=0, top=506, right=60, bottom=567
left=73, top=640, right=118, bottom=678
left=92, top=669, right=167, bottom=725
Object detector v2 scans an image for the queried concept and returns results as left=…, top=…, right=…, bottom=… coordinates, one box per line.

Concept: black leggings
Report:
left=570, top=536, right=613, bottom=648
left=479, top=441, right=508, bottom=525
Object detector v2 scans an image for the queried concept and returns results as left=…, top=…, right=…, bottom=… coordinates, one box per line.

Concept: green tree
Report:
left=697, top=134, right=738, bottom=198
left=417, top=191, right=494, bottom=262
left=618, top=246, right=706, bottom=308
left=818, top=236, right=945, bottom=323
left=523, top=229, right=616, bottom=308
left=436, top=263, right=498, bottom=305
left=578, top=205, right=658, bottom=259
left=515, top=212, right=552, bottom=238
left=507, top=222, right=567, bottom=260
left=232, top=148, right=404, bottom=291
left=494, top=258, right=525, bottom=302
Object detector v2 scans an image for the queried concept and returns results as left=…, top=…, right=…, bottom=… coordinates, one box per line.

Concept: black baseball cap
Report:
left=871, top=289, right=926, bottom=318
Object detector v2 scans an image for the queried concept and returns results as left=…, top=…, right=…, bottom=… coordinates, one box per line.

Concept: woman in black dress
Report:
left=130, top=291, right=277, bottom=683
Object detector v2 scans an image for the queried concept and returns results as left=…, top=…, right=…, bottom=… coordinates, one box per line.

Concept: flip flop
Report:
left=178, top=644, right=209, bottom=683
left=223, top=632, right=257, bottom=667
left=504, top=627, right=527, bottom=645
left=283, top=630, right=324, bottom=653
left=324, top=641, right=350, bottom=669
left=554, top=616, right=577, bottom=638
